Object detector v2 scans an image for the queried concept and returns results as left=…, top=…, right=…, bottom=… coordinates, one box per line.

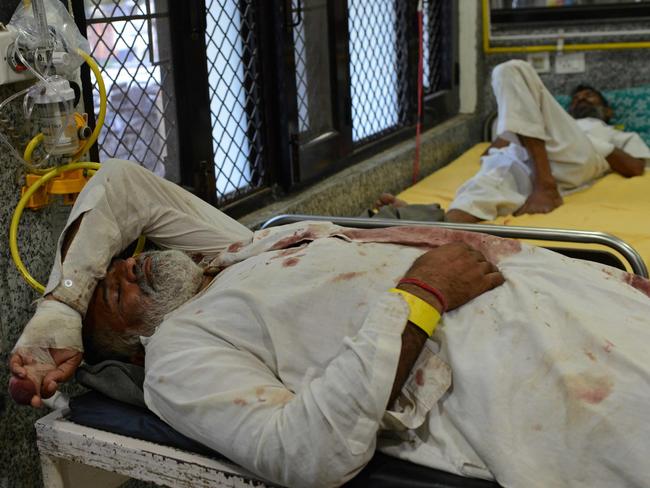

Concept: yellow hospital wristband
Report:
left=389, top=288, right=441, bottom=337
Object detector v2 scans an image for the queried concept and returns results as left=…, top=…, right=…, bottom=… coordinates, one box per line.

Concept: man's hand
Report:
left=9, top=348, right=83, bottom=407
left=514, top=181, right=563, bottom=216
left=387, top=243, right=505, bottom=406
left=9, top=299, right=84, bottom=407
left=399, top=243, right=505, bottom=311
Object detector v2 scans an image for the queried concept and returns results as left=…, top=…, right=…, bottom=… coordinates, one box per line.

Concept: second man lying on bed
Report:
left=378, top=60, right=650, bottom=223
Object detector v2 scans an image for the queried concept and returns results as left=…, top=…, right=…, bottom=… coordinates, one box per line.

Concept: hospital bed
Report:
left=397, top=142, right=650, bottom=269
left=35, top=217, right=647, bottom=488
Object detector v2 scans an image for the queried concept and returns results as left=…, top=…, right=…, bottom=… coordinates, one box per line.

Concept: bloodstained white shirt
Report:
left=27, top=160, right=650, bottom=488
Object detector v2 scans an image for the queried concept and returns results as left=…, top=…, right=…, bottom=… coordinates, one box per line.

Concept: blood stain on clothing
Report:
left=270, top=247, right=305, bottom=260
left=603, top=340, right=615, bottom=353
left=269, top=230, right=316, bottom=251
left=584, top=350, right=596, bottom=362
left=624, top=273, right=650, bottom=298
left=195, top=309, right=203, bottom=315
left=233, top=398, right=248, bottom=406
left=282, top=257, right=300, bottom=267
left=532, top=423, right=543, bottom=432
left=227, top=241, right=245, bottom=253
left=415, top=369, right=425, bottom=386
left=331, top=271, right=366, bottom=283
left=253, top=387, right=294, bottom=405
left=339, top=226, right=521, bottom=263
left=565, top=373, right=613, bottom=405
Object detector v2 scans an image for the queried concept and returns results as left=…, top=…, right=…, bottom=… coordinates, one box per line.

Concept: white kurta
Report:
left=17, top=160, right=650, bottom=488
left=449, top=60, right=650, bottom=221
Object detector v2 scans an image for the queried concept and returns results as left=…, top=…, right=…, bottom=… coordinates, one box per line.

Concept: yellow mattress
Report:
left=398, top=143, right=650, bottom=268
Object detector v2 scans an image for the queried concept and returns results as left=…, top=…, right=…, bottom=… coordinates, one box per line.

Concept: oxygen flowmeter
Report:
left=25, top=75, right=79, bottom=155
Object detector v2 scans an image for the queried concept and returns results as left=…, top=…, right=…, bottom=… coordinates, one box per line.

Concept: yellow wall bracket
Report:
left=21, top=168, right=95, bottom=210
left=482, top=0, right=650, bottom=54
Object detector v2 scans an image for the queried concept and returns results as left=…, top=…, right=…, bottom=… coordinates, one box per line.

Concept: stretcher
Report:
left=35, top=218, right=646, bottom=488
left=396, top=142, right=650, bottom=269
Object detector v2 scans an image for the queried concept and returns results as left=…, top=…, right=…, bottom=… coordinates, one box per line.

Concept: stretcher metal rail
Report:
left=262, top=215, right=649, bottom=278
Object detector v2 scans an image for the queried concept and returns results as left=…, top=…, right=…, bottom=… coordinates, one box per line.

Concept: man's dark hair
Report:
left=82, top=319, right=144, bottom=365
left=572, top=84, right=609, bottom=108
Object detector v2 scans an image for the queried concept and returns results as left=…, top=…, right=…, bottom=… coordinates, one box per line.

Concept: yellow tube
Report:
left=482, top=0, right=650, bottom=54
left=10, top=162, right=101, bottom=294
left=21, top=133, right=53, bottom=175
left=23, top=133, right=44, bottom=164
left=134, top=235, right=146, bottom=256
left=72, top=50, right=106, bottom=162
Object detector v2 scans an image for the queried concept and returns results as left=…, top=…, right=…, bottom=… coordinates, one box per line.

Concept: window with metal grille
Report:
left=288, top=0, right=457, bottom=185
left=80, top=0, right=180, bottom=181
left=347, top=0, right=455, bottom=145
left=204, top=0, right=267, bottom=205
left=423, top=0, right=450, bottom=95
left=73, top=0, right=456, bottom=211
left=347, top=0, right=410, bottom=143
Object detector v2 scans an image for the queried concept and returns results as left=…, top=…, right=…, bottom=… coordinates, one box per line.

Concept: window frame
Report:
left=73, top=0, right=458, bottom=215
left=490, top=2, right=650, bottom=25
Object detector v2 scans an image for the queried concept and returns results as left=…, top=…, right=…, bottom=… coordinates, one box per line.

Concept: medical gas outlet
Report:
left=0, top=28, right=35, bottom=85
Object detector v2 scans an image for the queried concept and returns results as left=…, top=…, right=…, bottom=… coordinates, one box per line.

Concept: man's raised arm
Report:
left=9, top=160, right=252, bottom=406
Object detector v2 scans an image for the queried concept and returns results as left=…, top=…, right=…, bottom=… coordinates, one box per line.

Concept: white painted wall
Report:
left=458, top=0, right=478, bottom=114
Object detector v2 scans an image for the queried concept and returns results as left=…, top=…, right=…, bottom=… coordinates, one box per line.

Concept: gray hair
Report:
left=83, top=250, right=204, bottom=364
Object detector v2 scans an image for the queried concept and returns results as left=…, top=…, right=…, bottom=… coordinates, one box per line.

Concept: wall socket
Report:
left=0, top=30, right=34, bottom=85
left=527, top=52, right=550, bottom=73
left=555, top=52, right=586, bottom=74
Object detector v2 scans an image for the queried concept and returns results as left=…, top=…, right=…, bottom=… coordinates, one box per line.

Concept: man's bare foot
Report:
left=445, top=209, right=482, bottom=223
left=374, top=193, right=408, bottom=210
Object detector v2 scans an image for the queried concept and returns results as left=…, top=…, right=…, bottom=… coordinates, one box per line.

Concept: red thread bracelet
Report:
left=397, top=278, right=448, bottom=312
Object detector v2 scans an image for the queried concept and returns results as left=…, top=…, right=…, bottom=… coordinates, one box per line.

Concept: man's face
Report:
left=568, top=89, right=611, bottom=121
left=84, top=250, right=204, bottom=342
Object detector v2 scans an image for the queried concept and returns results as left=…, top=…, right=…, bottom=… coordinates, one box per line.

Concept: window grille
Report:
left=347, top=0, right=411, bottom=143
left=290, top=0, right=335, bottom=144
left=84, top=0, right=178, bottom=180
left=424, top=0, right=452, bottom=96
left=205, top=0, right=267, bottom=205
left=293, top=2, right=310, bottom=135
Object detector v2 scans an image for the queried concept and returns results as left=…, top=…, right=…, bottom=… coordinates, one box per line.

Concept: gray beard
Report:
left=134, top=250, right=204, bottom=333
left=569, top=103, right=608, bottom=121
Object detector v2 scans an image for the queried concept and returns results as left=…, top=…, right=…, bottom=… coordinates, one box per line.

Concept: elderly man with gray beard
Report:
left=9, top=159, right=650, bottom=488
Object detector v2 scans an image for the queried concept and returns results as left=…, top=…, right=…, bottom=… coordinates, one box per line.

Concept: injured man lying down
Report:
left=9, top=161, right=650, bottom=487
left=445, top=59, right=650, bottom=223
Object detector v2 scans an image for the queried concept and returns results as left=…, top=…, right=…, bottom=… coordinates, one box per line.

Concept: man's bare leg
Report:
left=445, top=209, right=482, bottom=223
left=515, top=135, right=563, bottom=216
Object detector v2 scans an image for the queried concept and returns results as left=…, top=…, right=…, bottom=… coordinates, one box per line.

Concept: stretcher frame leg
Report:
left=36, top=409, right=272, bottom=488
